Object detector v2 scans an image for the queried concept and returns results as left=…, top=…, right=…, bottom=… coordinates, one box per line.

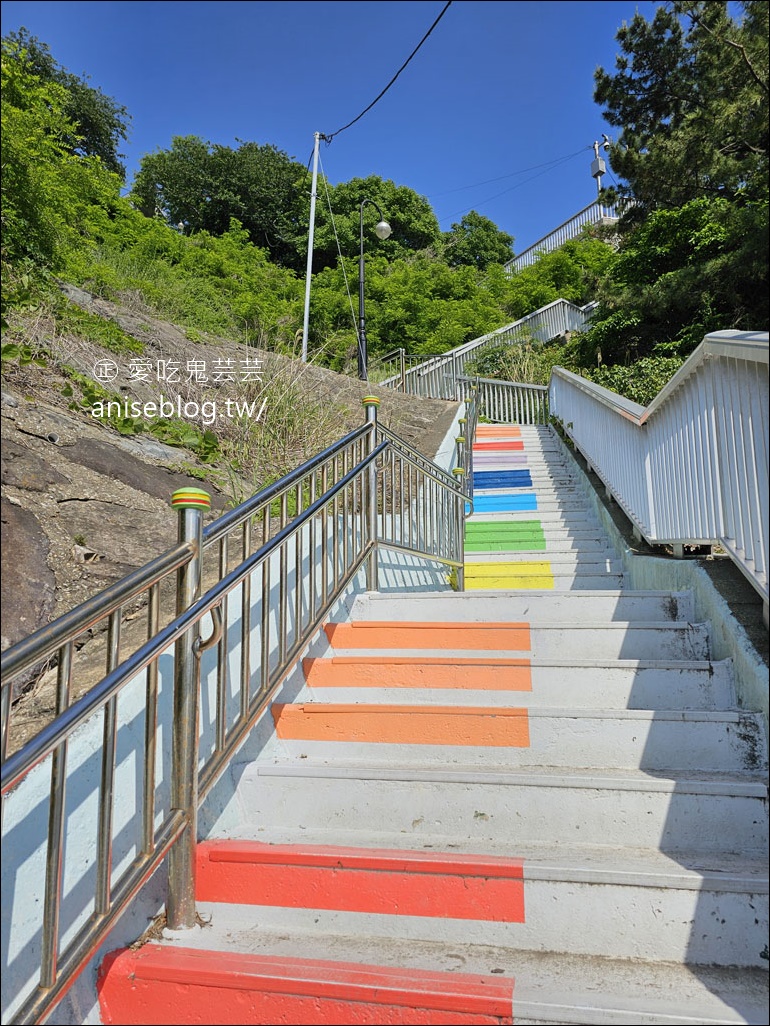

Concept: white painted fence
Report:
left=549, top=331, right=769, bottom=618
left=503, top=201, right=620, bottom=274
left=382, top=298, right=596, bottom=400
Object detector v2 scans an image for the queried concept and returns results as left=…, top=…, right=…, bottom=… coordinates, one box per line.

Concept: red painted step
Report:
left=98, top=946, right=515, bottom=1024
left=196, top=841, right=525, bottom=922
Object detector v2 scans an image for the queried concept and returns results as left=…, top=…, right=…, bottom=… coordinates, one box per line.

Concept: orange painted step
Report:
left=196, top=841, right=525, bottom=922
left=303, top=655, right=532, bottom=691
left=272, top=703, right=530, bottom=747
left=324, top=621, right=531, bottom=651
left=98, top=946, right=515, bottom=1024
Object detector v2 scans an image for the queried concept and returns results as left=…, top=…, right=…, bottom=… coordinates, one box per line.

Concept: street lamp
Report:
left=358, top=199, right=391, bottom=380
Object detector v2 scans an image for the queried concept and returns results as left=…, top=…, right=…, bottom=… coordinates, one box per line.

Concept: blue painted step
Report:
left=467, top=494, right=538, bottom=513
left=472, top=470, right=533, bottom=489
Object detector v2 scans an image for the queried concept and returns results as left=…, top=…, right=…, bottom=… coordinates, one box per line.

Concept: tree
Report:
left=1, top=42, right=120, bottom=292
left=2, top=28, right=130, bottom=178
left=594, top=2, right=768, bottom=216
left=308, top=252, right=506, bottom=370
left=502, top=237, right=617, bottom=320
left=442, top=211, right=514, bottom=270
left=311, top=176, right=442, bottom=270
left=130, top=136, right=309, bottom=269
left=577, top=195, right=768, bottom=363
left=585, top=1, right=769, bottom=363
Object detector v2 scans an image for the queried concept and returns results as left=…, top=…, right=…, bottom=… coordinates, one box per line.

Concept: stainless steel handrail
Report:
left=1, top=399, right=465, bottom=1025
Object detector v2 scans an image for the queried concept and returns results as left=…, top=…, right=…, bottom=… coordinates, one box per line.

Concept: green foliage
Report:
left=54, top=299, right=144, bottom=354
left=1, top=341, right=49, bottom=368
left=595, top=2, right=768, bottom=214
left=580, top=196, right=768, bottom=362
left=2, top=28, right=130, bottom=178
left=502, top=238, right=617, bottom=320
left=130, top=136, right=308, bottom=269
left=464, top=339, right=579, bottom=387
left=65, top=211, right=303, bottom=348
left=62, top=366, right=221, bottom=460
left=308, top=255, right=506, bottom=371
left=1, top=38, right=123, bottom=326
left=443, top=211, right=514, bottom=270
left=582, top=356, right=686, bottom=407
left=312, top=176, right=442, bottom=270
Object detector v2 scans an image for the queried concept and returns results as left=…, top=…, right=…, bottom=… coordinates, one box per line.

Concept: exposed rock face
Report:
left=1, top=288, right=459, bottom=664
left=0, top=497, right=56, bottom=653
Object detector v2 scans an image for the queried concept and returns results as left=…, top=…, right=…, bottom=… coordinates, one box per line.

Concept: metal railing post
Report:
left=455, top=433, right=465, bottom=473
left=363, top=397, right=380, bottom=591
left=167, top=487, right=210, bottom=930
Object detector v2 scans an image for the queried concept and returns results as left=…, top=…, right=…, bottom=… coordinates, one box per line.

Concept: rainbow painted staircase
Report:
left=97, top=426, right=768, bottom=1025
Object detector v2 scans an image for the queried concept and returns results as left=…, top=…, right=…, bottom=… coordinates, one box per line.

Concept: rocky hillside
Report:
left=1, top=285, right=459, bottom=655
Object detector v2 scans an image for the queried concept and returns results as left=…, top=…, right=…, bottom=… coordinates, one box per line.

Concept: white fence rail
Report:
left=549, top=331, right=769, bottom=614
left=382, top=298, right=596, bottom=400
left=458, top=376, right=549, bottom=426
left=504, top=201, right=619, bottom=274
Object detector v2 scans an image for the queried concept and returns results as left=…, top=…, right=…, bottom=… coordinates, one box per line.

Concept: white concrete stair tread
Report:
left=171, top=906, right=767, bottom=984
left=252, top=759, right=768, bottom=792
left=245, top=761, right=767, bottom=853
left=465, top=538, right=616, bottom=553
left=322, top=622, right=713, bottom=661
left=469, top=510, right=605, bottom=524
left=465, top=552, right=620, bottom=566
left=351, top=590, right=697, bottom=622
left=271, top=705, right=765, bottom=773
left=465, top=574, right=626, bottom=590
left=299, top=659, right=735, bottom=710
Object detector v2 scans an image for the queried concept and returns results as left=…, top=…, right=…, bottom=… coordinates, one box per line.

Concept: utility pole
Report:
left=301, top=132, right=321, bottom=363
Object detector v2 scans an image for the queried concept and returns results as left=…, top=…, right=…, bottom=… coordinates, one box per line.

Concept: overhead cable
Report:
left=322, top=1, right=453, bottom=144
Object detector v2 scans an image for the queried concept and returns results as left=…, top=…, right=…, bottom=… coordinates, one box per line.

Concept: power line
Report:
left=431, top=146, right=591, bottom=198
left=322, top=1, right=453, bottom=144
left=437, top=148, right=590, bottom=224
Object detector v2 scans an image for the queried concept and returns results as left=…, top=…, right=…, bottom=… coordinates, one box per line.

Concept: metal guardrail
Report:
left=0, top=399, right=465, bottom=1025
left=549, top=330, right=769, bottom=619
left=380, top=298, right=596, bottom=400
left=458, top=375, right=549, bottom=427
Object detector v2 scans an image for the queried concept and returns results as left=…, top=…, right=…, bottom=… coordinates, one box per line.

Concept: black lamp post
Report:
left=358, top=199, right=392, bottom=380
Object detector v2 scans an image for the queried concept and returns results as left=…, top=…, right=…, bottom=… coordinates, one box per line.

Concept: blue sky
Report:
left=1, top=0, right=663, bottom=254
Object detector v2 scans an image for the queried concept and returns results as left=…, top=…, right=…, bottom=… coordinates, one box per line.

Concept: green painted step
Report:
left=465, top=538, right=547, bottom=552
left=465, top=521, right=545, bottom=539
left=465, top=520, right=546, bottom=552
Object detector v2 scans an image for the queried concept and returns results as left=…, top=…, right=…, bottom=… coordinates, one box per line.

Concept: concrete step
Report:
left=467, top=508, right=604, bottom=525
left=182, top=840, right=768, bottom=968
left=98, top=945, right=515, bottom=1025
left=104, top=927, right=768, bottom=1024
left=465, top=553, right=620, bottom=568
left=465, top=574, right=626, bottom=590
left=464, top=574, right=628, bottom=590
left=300, top=656, right=735, bottom=711
left=323, top=620, right=713, bottom=661
left=351, top=590, right=697, bottom=622
left=465, top=536, right=613, bottom=554
left=269, top=704, right=765, bottom=774
left=242, top=760, right=768, bottom=855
